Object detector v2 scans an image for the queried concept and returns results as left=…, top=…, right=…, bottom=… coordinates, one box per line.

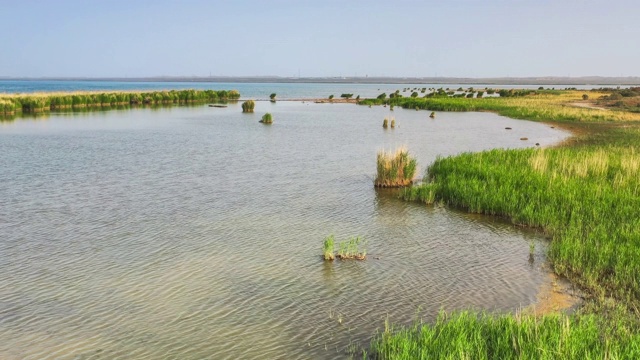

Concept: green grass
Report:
left=365, top=90, right=640, bottom=358
left=401, top=145, right=640, bottom=304
left=369, top=311, right=640, bottom=360
left=336, top=236, right=367, bottom=260
left=375, top=148, right=417, bottom=188
left=359, top=90, right=640, bottom=123
left=323, top=235, right=367, bottom=260
left=0, top=89, right=240, bottom=114
left=323, top=235, right=335, bottom=261
left=242, top=100, right=255, bottom=113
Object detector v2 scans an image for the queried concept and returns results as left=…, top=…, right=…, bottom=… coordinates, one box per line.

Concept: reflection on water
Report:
left=0, top=102, right=568, bottom=359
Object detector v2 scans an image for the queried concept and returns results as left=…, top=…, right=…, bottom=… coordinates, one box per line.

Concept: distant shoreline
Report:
left=1, top=76, right=639, bottom=86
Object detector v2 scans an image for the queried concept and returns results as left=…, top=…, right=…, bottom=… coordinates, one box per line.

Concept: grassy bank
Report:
left=371, top=311, right=640, bottom=359
left=359, top=90, right=640, bottom=123
left=366, top=90, right=640, bottom=358
left=0, top=89, right=240, bottom=115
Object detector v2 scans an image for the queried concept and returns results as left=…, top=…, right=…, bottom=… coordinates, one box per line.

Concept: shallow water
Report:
left=0, top=102, right=568, bottom=359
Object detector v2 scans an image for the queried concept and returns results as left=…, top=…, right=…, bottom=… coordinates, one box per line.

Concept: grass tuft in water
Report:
left=242, top=100, right=255, bottom=113
left=375, top=147, right=417, bottom=188
left=323, top=235, right=335, bottom=261
left=322, top=235, right=367, bottom=260
left=336, top=236, right=367, bottom=260
left=259, top=113, right=273, bottom=124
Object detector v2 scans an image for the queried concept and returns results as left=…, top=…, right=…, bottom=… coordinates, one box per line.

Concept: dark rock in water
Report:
left=209, top=104, right=227, bottom=108
left=535, top=143, right=540, bottom=146
left=550, top=126, right=555, bottom=128
left=429, top=112, right=435, bottom=118
left=505, top=127, right=512, bottom=130
left=520, top=137, right=528, bottom=140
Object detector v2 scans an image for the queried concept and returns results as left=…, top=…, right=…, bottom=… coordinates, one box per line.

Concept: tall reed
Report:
left=242, top=100, right=255, bottom=113
left=370, top=311, right=640, bottom=359
left=375, top=148, right=417, bottom=187
left=0, top=89, right=240, bottom=114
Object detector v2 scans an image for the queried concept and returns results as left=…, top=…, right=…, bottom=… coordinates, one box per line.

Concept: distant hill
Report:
left=1, top=76, right=639, bottom=86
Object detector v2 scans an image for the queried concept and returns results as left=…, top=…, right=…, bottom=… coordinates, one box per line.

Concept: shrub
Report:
left=270, top=93, right=276, bottom=100
left=377, top=93, right=387, bottom=100
left=340, top=93, right=353, bottom=99
left=583, top=94, right=589, bottom=100
left=411, top=92, right=419, bottom=98
left=329, top=95, right=334, bottom=100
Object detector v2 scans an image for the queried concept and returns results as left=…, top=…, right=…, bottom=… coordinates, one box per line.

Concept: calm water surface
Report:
left=0, top=102, right=568, bottom=359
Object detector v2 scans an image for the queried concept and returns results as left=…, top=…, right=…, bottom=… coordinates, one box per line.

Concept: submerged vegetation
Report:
left=242, top=100, right=255, bottom=113
left=366, top=88, right=640, bottom=358
left=322, top=235, right=367, bottom=261
left=375, top=148, right=417, bottom=188
left=0, top=89, right=240, bottom=115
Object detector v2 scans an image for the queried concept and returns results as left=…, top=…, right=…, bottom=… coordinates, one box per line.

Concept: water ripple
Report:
left=0, top=103, right=567, bottom=359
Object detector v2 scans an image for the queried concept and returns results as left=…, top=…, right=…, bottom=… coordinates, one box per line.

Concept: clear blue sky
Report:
left=0, top=0, right=637, bottom=78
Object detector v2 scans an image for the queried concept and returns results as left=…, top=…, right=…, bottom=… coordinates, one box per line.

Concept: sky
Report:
left=0, top=0, right=638, bottom=78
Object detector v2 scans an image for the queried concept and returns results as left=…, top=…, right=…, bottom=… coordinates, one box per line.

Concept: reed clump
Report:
left=382, top=118, right=389, bottom=128
left=323, top=235, right=335, bottom=261
left=375, top=147, right=417, bottom=188
left=242, top=100, right=255, bottom=113
left=259, top=113, right=273, bottom=124
left=0, top=99, right=17, bottom=115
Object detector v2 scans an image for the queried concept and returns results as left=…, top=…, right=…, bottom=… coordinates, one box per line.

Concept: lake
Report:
left=0, top=80, right=599, bottom=100
left=0, top=101, right=568, bottom=359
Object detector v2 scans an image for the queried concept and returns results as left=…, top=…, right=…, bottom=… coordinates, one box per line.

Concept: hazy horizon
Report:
left=1, top=0, right=638, bottom=78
